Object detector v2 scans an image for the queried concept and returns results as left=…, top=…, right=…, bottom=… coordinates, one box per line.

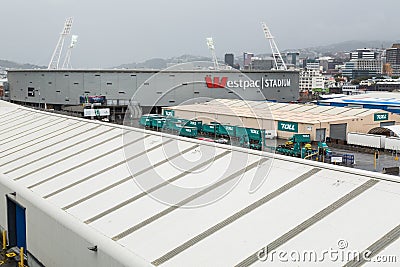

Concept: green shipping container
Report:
left=151, top=119, right=165, bottom=128
left=185, top=120, right=203, bottom=131
left=246, top=128, right=265, bottom=141
left=165, top=117, right=179, bottom=130
left=217, top=125, right=236, bottom=137
left=179, top=127, right=198, bottom=138
left=202, top=124, right=216, bottom=134
left=292, top=134, right=311, bottom=143
left=236, top=127, right=247, bottom=139
left=171, top=123, right=183, bottom=132
left=139, top=116, right=152, bottom=127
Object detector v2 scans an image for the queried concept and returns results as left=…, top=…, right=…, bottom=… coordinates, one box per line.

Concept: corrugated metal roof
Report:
left=172, top=99, right=388, bottom=124
left=320, top=92, right=400, bottom=106
left=0, top=101, right=400, bottom=266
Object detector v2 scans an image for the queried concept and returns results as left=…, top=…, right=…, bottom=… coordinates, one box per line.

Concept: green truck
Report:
left=276, top=134, right=312, bottom=157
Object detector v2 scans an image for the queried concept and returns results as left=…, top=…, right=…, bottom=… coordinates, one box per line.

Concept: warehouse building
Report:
left=164, top=99, right=400, bottom=142
left=0, top=102, right=400, bottom=266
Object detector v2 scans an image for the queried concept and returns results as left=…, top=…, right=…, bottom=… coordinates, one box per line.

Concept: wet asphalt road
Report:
left=269, top=139, right=400, bottom=176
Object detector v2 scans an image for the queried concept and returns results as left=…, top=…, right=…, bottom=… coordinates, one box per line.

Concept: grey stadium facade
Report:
left=7, top=69, right=299, bottom=117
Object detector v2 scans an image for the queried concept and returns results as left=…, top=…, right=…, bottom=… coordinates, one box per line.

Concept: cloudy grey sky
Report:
left=1, top=0, right=400, bottom=68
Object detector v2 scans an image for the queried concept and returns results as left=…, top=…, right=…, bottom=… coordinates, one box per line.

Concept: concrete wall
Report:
left=8, top=70, right=299, bottom=107
left=0, top=175, right=150, bottom=267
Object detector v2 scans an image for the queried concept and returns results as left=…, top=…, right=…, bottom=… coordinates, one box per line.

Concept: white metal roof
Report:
left=319, top=92, right=400, bottom=107
left=0, top=101, right=400, bottom=266
left=384, top=125, right=400, bottom=137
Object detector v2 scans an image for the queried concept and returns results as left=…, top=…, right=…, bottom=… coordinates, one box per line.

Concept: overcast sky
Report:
left=1, top=0, right=400, bottom=68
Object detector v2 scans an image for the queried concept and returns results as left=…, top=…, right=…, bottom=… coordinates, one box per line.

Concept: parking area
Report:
left=331, top=147, right=399, bottom=174
left=272, top=138, right=400, bottom=175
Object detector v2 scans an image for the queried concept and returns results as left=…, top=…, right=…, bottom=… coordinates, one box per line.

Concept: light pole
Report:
left=317, top=119, right=322, bottom=142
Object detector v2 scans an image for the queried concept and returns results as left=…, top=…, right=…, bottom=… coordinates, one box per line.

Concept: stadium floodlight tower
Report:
left=48, top=17, right=73, bottom=69
left=206, top=37, right=219, bottom=70
left=261, top=22, right=287, bottom=70
left=62, top=35, right=78, bottom=69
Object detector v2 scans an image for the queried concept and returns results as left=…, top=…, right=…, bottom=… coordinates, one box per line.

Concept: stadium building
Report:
left=6, top=69, right=299, bottom=122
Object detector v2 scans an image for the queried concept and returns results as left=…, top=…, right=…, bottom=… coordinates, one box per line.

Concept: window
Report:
left=144, top=82, right=150, bottom=85
left=118, top=91, right=126, bottom=94
left=48, top=82, right=52, bottom=85
left=194, top=91, right=200, bottom=94
left=106, top=82, right=112, bottom=85
left=156, top=91, right=162, bottom=94
left=95, top=74, right=101, bottom=77
left=84, top=91, right=90, bottom=94
left=64, top=74, right=69, bottom=77
left=74, top=82, right=79, bottom=85
left=169, top=100, right=175, bottom=103
left=27, top=87, right=35, bottom=97
left=131, top=74, right=136, bottom=77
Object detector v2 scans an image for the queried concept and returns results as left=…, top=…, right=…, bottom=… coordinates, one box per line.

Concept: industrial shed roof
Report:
left=0, top=101, right=400, bottom=266
left=319, top=92, right=400, bottom=107
left=170, top=99, right=380, bottom=124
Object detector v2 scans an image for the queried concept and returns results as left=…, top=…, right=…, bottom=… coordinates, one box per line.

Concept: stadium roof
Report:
left=0, top=101, right=400, bottom=266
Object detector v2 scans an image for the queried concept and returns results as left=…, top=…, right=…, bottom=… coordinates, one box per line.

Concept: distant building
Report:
left=0, top=78, right=5, bottom=98
left=286, top=52, right=300, bottom=67
left=342, top=61, right=356, bottom=78
left=224, top=53, right=234, bottom=68
left=306, top=62, right=320, bottom=71
left=299, top=68, right=324, bottom=92
left=249, top=57, right=274, bottom=70
left=243, top=52, right=254, bottom=69
left=341, top=84, right=364, bottom=95
left=342, top=48, right=383, bottom=79
left=312, top=76, right=325, bottom=90
left=316, top=57, right=340, bottom=73
left=302, top=58, right=320, bottom=70
left=385, top=44, right=400, bottom=76
left=350, top=48, right=380, bottom=60
left=327, top=60, right=343, bottom=74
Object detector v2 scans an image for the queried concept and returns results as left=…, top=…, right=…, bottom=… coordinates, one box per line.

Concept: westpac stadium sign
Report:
left=205, top=76, right=291, bottom=90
